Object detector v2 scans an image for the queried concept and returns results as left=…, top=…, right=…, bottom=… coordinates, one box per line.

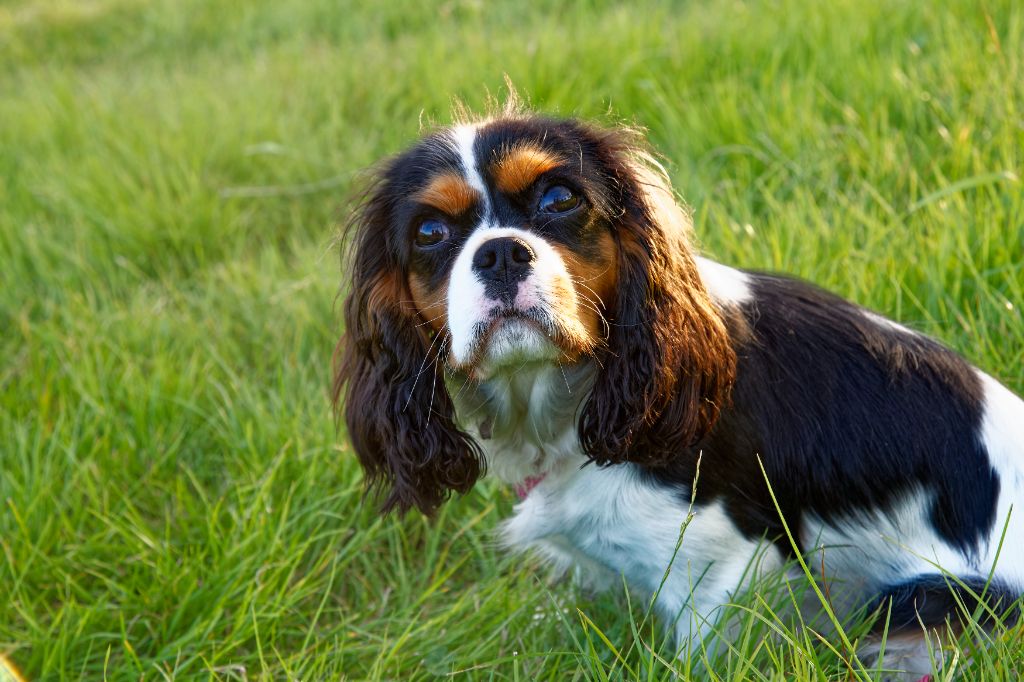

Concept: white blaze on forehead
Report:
left=449, top=123, right=490, bottom=218
left=447, top=226, right=575, bottom=368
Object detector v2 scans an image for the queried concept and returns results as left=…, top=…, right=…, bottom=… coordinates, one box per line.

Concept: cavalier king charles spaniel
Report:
left=334, top=105, right=1023, bottom=679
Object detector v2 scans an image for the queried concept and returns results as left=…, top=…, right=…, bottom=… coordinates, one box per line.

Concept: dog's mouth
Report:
left=453, top=306, right=562, bottom=376
left=480, top=308, right=547, bottom=339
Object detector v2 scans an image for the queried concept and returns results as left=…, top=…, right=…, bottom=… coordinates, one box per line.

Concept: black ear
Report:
left=579, top=129, right=737, bottom=465
left=333, top=183, right=482, bottom=515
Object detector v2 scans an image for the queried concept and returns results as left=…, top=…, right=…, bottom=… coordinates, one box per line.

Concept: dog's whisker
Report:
left=556, top=359, right=572, bottom=395
left=401, top=324, right=446, bottom=413
left=573, top=279, right=608, bottom=310
left=415, top=311, right=448, bottom=328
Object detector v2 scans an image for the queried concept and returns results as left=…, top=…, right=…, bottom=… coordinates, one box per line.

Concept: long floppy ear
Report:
left=333, top=175, right=482, bottom=515
left=579, top=127, right=737, bottom=466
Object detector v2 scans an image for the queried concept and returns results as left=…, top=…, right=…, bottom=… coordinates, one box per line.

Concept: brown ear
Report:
left=333, top=181, right=482, bottom=515
left=579, top=129, right=736, bottom=465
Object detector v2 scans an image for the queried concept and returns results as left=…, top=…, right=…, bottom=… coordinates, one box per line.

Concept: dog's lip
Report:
left=481, top=308, right=554, bottom=345
left=483, top=308, right=544, bottom=334
left=451, top=307, right=560, bottom=374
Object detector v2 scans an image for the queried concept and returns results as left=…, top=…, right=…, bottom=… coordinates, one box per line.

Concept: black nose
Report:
left=471, top=237, right=535, bottom=285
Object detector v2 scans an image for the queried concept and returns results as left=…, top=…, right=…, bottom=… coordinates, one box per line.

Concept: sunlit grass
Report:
left=1, top=0, right=1022, bottom=678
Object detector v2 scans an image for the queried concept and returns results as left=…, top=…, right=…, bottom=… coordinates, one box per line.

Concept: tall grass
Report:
left=1, top=0, right=1021, bottom=678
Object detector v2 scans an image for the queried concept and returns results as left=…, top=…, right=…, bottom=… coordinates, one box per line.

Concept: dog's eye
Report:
left=539, top=185, right=580, bottom=214
left=415, top=220, right=450, bottom=247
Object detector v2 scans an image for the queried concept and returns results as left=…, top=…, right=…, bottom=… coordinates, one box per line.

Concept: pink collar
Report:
left=515, top=474, right=546, bottom=499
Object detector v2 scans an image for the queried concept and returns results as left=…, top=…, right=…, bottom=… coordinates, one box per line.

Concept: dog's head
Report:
left=334, top=110, right=736, bottom=514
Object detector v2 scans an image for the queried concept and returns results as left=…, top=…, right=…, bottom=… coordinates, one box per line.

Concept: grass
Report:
left=1, top=0, right=1022, bottom=678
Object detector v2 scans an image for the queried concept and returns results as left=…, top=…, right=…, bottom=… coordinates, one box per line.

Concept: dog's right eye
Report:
left=415, top=220, right=451, bottom=248
left=539, top=185, right=581, bottom=214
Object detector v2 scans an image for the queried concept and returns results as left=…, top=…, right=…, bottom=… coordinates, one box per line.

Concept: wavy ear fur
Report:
left=579, top=127, right=737, bottom=465
left=333, top=177, right=482, bottom=515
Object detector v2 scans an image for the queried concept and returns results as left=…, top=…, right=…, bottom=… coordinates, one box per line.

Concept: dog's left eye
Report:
left=415, top=220, right=451, bottom=248
left=539, top=185, right=581, bottom=214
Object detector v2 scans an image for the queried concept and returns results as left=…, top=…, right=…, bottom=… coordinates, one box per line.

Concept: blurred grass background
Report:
left=1, top=0, right=1022, bottom=678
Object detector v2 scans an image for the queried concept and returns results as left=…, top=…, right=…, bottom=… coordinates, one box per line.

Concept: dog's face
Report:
left=402, top=120, right=620, bottom=377
left=335, top=113, right=736, bottom=514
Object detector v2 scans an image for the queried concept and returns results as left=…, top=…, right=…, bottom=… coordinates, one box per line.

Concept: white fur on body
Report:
left=505, top=462, right=786, bottom=654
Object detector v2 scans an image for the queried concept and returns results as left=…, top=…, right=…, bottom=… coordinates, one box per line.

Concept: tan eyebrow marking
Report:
left=413, top=173, right=479, bottom=216
left=491, top=145, right=564, bottom=194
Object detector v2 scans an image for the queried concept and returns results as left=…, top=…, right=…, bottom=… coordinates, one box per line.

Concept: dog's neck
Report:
left=449, top=360, right=595, bottom=485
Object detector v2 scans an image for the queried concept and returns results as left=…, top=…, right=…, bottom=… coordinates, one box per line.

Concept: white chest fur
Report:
left=502, top=462, right=782, bottom=650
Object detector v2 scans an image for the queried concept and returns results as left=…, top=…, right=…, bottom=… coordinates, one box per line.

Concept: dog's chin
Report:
left=473, top=317, right=562, bottom=379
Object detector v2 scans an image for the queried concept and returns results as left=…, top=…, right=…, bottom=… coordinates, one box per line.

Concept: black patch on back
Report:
left=647, top=272, right=1000, bottom=558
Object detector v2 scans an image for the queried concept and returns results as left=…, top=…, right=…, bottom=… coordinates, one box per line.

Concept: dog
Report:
left=333, top=103, right=1023, bottom=679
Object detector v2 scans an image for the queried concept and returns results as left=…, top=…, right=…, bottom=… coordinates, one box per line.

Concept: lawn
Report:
left=1, top=0, right=1022, bottom=679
